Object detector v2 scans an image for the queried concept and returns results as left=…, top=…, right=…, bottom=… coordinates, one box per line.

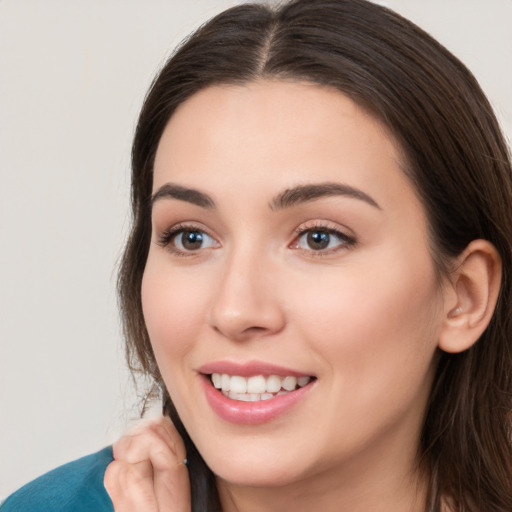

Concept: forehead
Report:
left=152, top=80, right=417, bottom=217
left=155, top=80, right=400, bottom=162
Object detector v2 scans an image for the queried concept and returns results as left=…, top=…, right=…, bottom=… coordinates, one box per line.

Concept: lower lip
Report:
left=201, top=375, right=314, bottom=425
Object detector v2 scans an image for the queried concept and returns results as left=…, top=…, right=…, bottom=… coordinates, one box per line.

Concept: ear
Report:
left=438, top=239, right=502, bottom=354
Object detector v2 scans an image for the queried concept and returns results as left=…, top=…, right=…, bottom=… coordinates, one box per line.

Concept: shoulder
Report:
left=1, top=446, right=114, bottom=512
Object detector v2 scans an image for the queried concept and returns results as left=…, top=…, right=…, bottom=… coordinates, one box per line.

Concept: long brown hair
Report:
left=118, top=1, right=512, bottom=510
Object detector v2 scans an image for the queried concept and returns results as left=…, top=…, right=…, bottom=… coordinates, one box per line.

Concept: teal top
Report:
left=1, top=447, right=114, bottom=512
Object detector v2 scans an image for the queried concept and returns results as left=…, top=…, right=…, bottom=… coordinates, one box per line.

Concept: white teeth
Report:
left=266, top=375, right=282, bottom=393
left=221, top=374, right=230, bottom=391
left=230, top=376, right=247, bottom=394
left=211, top=373, right=222, bottom=389
left=229, top=391, right=250, bottom=401
left=228, top=391, right=282, bottom=402
left=247, top=375, right=266, bottom=394
left=210, top=372, right=313, bottom=401
left=282, top=376, right=297, bottom=391
left=298, top=376, right=311, bottom=387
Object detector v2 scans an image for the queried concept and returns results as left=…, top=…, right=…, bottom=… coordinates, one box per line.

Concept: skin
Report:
left=106, top=80, right=502, bottom=511
left=104, top=418, right=190, bottom=512
left=136, top=80, right=448, bottom=512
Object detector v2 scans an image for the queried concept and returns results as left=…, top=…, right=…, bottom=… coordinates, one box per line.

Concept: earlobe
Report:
left=438, top=239, right=502, bottom=354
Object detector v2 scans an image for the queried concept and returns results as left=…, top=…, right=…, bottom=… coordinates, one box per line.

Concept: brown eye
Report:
left=306, top=231, right=330, bottom=250
left=292, top=226, right=355, bottom=254
left=177, top=230, right=205, bottom=250
left=158, top=225, right=219, bottom=255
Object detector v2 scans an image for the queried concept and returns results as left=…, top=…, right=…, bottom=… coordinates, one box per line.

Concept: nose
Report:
left=207, top=248, right=286, bottom=341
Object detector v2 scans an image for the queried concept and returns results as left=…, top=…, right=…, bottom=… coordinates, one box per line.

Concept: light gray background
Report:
left=1, top=0, right=511, bottom=500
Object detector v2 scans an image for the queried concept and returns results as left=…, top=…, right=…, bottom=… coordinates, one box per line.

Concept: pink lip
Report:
left=198, top=360, right=313, bottom=378
left=198, top=361, right=316, bottom=425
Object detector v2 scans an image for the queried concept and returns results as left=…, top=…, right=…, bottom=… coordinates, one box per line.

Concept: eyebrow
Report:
left=151, top=183, right=215, bottom=209
left=269, top=182, right=381, bottom=210
left=150, top=181, right=381, bottom=211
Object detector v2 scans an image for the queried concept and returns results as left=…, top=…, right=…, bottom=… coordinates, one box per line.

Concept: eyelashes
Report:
left=156, top=221, right=356, bottom=257
left=291, top=223, right=356, bottom=255
left=157, top=223, right=219, bottom=256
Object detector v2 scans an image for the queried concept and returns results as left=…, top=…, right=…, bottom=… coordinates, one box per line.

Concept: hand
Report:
left=104, top=416, right=191, bottom=511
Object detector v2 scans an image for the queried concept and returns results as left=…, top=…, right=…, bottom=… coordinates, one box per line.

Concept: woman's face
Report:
left=142, top=81, right=446, bottom=489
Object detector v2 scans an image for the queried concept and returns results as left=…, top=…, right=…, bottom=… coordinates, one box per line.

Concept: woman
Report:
left=3, top=0, right=511, bottom=511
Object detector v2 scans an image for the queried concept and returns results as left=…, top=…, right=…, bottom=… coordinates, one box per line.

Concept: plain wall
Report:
left=1, top=0, right=511, bottom=500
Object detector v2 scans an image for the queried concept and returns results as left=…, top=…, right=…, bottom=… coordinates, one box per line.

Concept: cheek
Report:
left=141, top=257, right=209, bottom=376
left=289, top=251, right=442, bottom=397
left=284, top=258, right=442, bottom=457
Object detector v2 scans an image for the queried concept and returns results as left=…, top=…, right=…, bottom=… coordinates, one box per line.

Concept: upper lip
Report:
left=198, top=360, right=315, bottom=378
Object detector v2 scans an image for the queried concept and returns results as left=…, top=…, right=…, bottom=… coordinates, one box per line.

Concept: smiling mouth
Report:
left=209, top=373, right=315, bottom=402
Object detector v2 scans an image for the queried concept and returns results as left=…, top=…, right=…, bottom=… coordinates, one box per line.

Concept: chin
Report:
left=214, top=465, right=304, bottom=489
left=202, top=447, right=310, bottom=489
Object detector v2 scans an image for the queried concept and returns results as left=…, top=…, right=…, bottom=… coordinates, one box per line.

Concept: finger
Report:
left=114, top=418, right=182, bottom=465
left=157, top=416, right=188, bottom=465
left=149, top=441, right=191, bottom=512
left=104, top=459, right=158, bottom=512
left=110, top=416, right=191, bottom=511
left=125, top=418, right=190, bottom=511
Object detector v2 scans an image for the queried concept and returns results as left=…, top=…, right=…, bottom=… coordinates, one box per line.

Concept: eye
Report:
left=291, top=225, right=355, bottom=254
left=158, top=225, right=219, bottom=254
left=175, top=229, right=216, bottom=251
